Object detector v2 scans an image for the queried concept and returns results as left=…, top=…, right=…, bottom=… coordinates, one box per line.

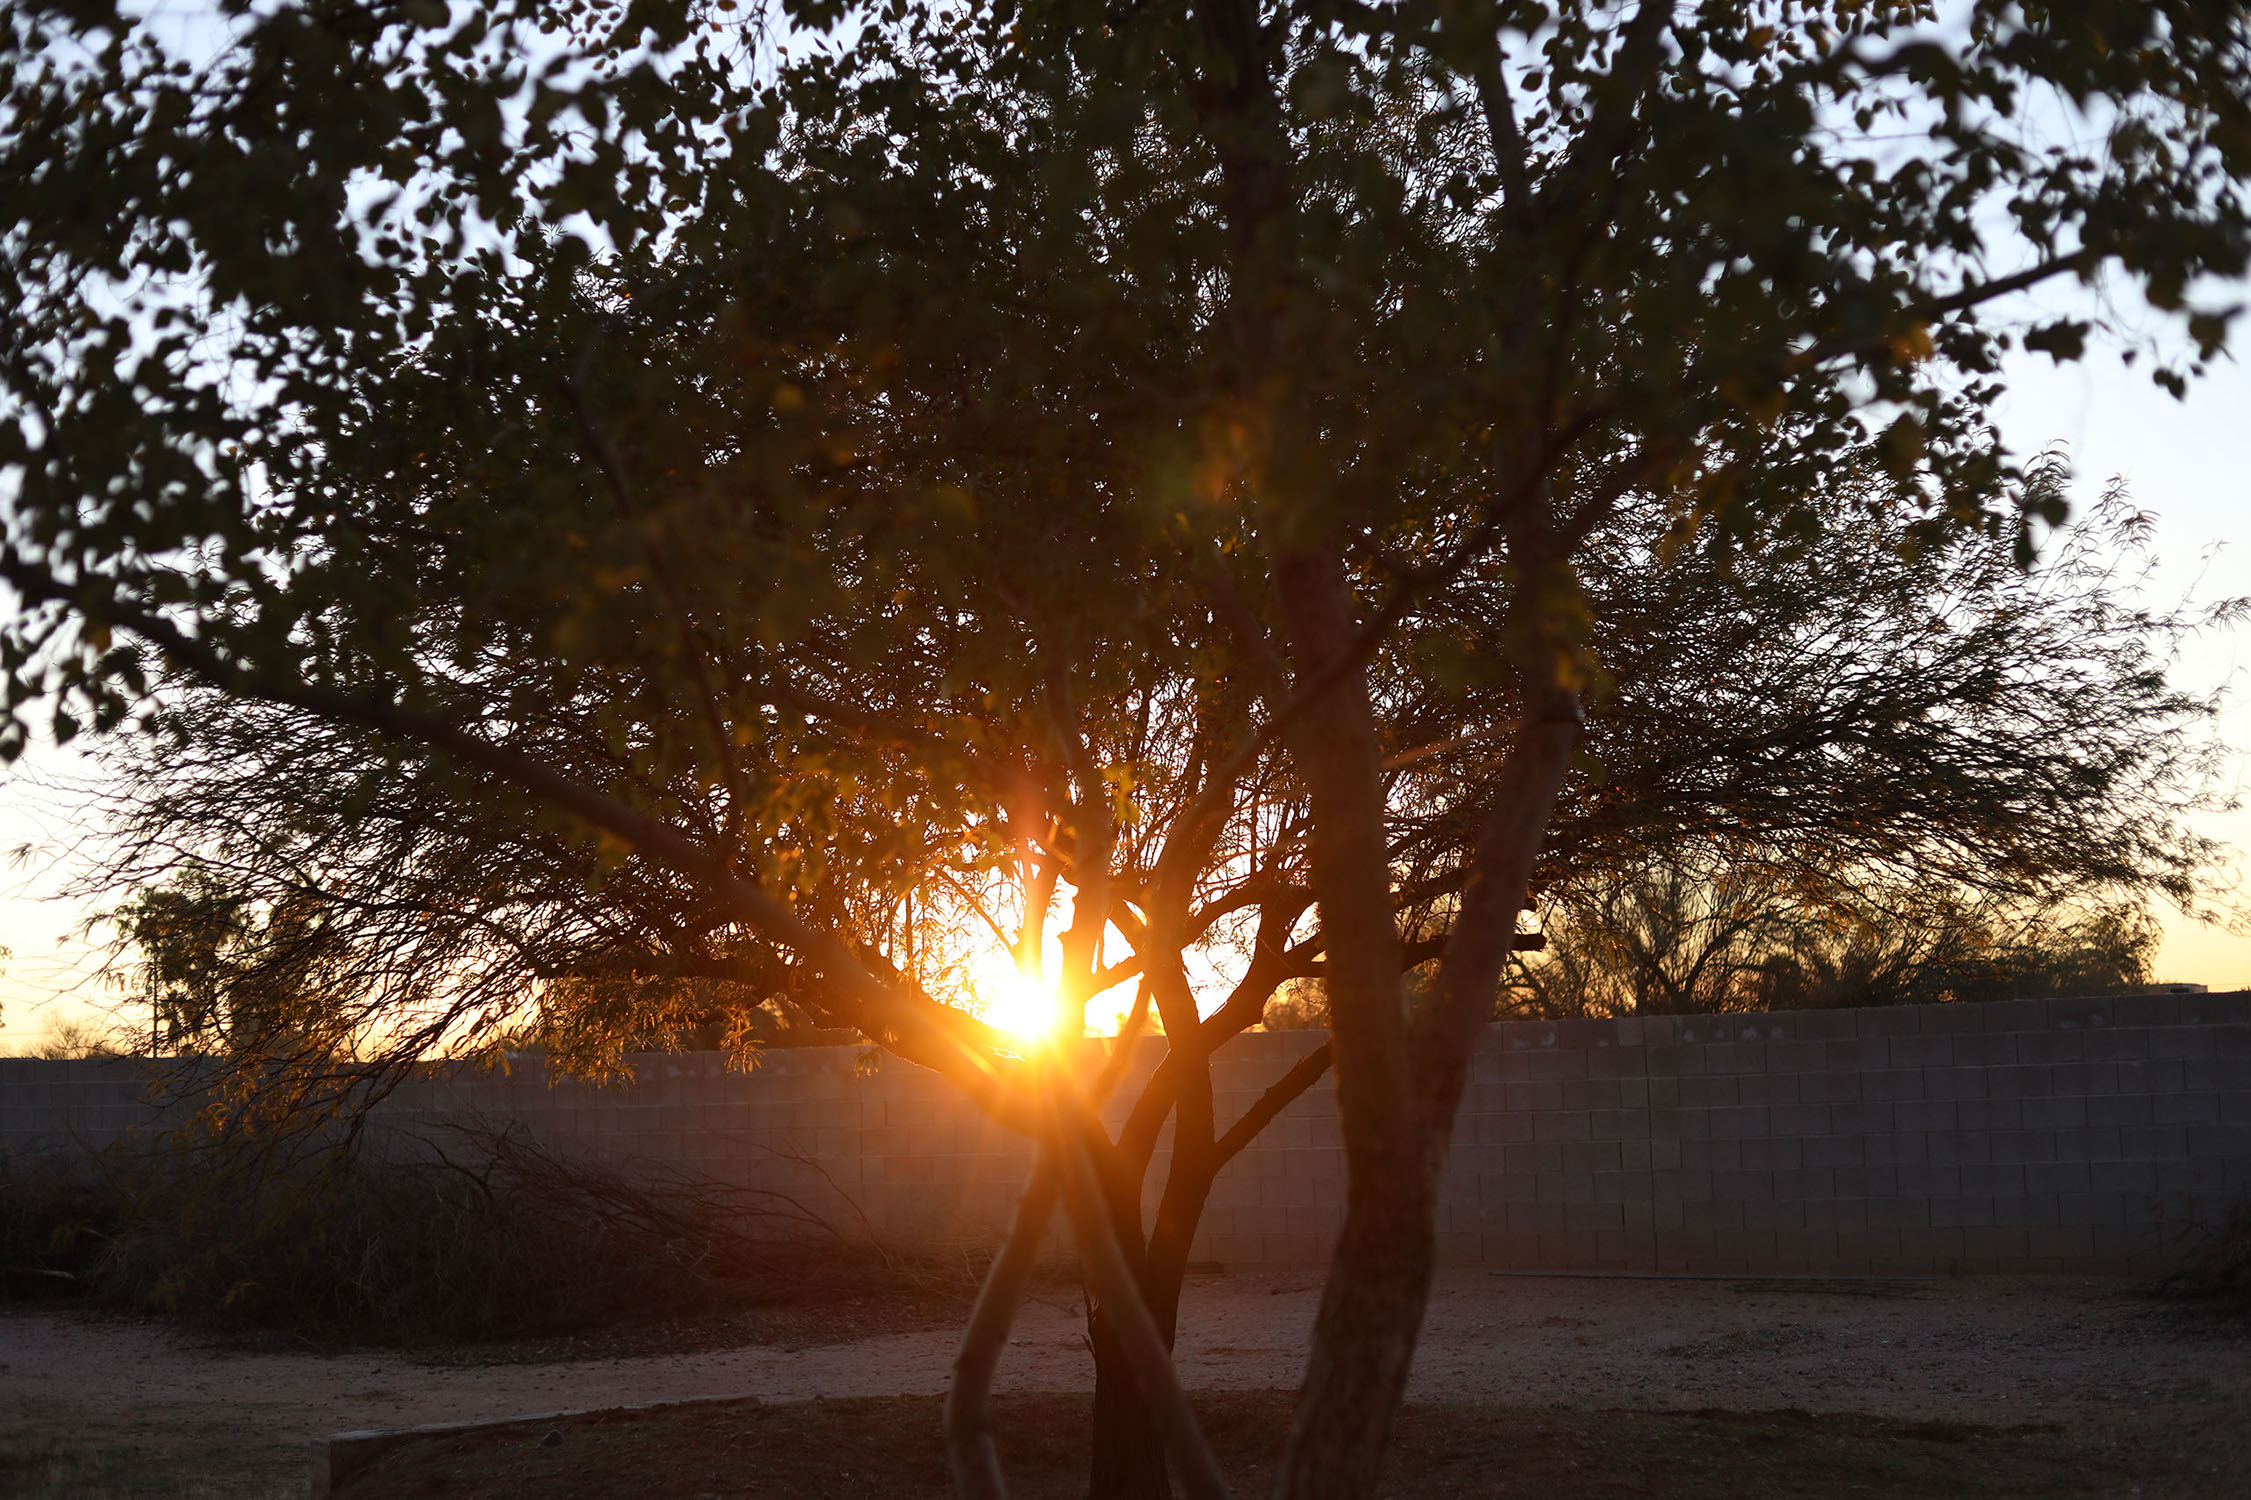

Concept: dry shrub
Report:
left=3, top=1125, right=921, bottom=1345
left=0, top=1147, right=125, bottom=1299
left=2157, top=1197, right=2251, bottom=1320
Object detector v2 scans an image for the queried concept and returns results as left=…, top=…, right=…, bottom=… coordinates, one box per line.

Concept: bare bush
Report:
left=2, top=1126, right=925, bottom=1346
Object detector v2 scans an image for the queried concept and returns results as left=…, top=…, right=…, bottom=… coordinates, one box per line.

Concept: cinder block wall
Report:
left=4, top=992, right=2245, bottom=1273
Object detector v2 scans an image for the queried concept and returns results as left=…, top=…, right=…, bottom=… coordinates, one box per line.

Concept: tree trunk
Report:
left=1272, top=1160, right=1437, bottom=1499
left=1087, top=1307, right=1175, bottom=1500
left=1086, top=1144, right=1214, bottom=1500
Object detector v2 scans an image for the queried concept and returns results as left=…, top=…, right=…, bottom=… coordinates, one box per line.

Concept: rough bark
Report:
left=1267, top=541, right=1419, bottom=1500
left=1088, top=1309, right=1176, bottom=1500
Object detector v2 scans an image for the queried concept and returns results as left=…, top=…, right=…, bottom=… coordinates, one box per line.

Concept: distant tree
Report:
left=30, top=1011, right=119, bottom=1060
left=1512, top=851, right=2163, bottom=1017
left=7, top=4, right=2251, bottom=1498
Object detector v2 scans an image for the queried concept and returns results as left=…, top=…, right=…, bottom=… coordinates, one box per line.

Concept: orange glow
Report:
left=970, top=949, right=1072, bottom=1044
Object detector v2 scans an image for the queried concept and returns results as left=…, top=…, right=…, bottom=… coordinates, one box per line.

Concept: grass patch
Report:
left=335, top=1391, right=2223, bottom=1499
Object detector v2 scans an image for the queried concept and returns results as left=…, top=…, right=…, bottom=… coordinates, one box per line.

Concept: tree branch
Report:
left=1215, top=1040, right=1333, bottom=1166
left=943, top=1153, right=1058, bottom=1500
left=6, top=555, right=1029, bottom=1127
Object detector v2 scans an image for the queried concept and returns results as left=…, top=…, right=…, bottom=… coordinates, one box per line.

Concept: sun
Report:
left=970, top=950, right=1071, bottom=1044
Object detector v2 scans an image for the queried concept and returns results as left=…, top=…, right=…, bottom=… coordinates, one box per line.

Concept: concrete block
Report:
left=2075, top=1027, right=2152, bottom=1063
left=1770, top=1228, right=1841, bottom=1268
left=1954, top=1099, right=2023, bottom=1131
left=1862, top=1070, right=1928, bottom=1103
left=1709, top=1168, right=1776, bottom=1204
left=1682, top=1197, right=1744, bottom=1230
left=1563, top=1200, right=1627, bottom=1232
left=1704, top=1043, right=1767, bottom=1075
left=2119, top=1125, right=2190, bottom=1161
left=1736, top=1073, right=1802, bottom=1107
left=2015, top=1031, right=2087, bottom=1065
left=2115, top=1059, right=2188, bottom=1095
left=2018, top=1159, right=2090, bottom=1195
left=2085, top=1094, right=2155, bottom=1129
left=2188, top=1124, right=2251, bottom=1163
left=2050, top=998, right=2119, bottom=1030
left=2153, top=1093, right=2222, bottom=1127
left=1961, top=1226, right=2032, bottom=1264
left=1711, top=1228, right=1780, bottom=1269
left=2018, top=1096, right=2087, bottom=1131
left=1894, top=1162, right=1962, bottom=1198
left=1833, top=1164, right=1899, bottom=1198
left=1951, top=1033, right=2019, bottom=1067
left=2028, top=1224, right=2095, bottom=1260
left=2108, top=994, right=2185, bottom=1028
left=1560, top=1078, right=1624, bottom=1112
left=1863, top=1133, right=1930, bottom=1166
left=1854, top=1007, right=1923, bottom=1038
left=2089, top=1160, right=2162, bottom=1198
left=1558, top=1140, right=1624, bottom=1176
left=1787, top=1011, right=1860, bottom=1041
left=1588, top=1046, right=1649, bottom=1080
left=1708, top=1105, right=1772, bottom=1139
left=1772, top=1168, right=1836, bottom=1200
left=1739, top=1136, right=1804, bottom=1170
left=2183, top=1058, right=2251, bottom=1092
left=1532, top=1111, right=1593, bottom=1143
left=1989, top=1129, right=2060, bottom=1164
left=1889, top=1035, right=1953, bottom=1069
left=1765, top=1040, right=1826, bottom=1073
left=1927, top=1131, right=1993, bottom=1166
left=1506, top=1199, right=1567, bottom=1234
left=1504, top=1079, right=1566, bottom=1113
left=1635, top=1017, right=1684, bottom=1047
left=1795, top=1070, right=1863, bottom=1105
left=1982, top=999, right=2052, bottom=1034
left=1896, top=1225, right=1967, bottom=1268
left=1822, top=1039, right=1886, bottom=1071
left=1769, top=1103, right=1830, bottom=1137
left=1923, top=1067, right=1989, bottom=1101
left=1864, top=1195, right=1930, bottom=1230
left=1959, top=1162, right=2028, bottom=1197
left=2183, top=994, right=2251, bottom=1025
left=1679, top=1074, right=1741, bottom=1108
left=1929, top=1195, right=1995, bottom=1228
left=1804, top=1197, right=1870, bottom=1229
left=1801, top=1134, right=1867, bottom=1168
left=1589, top=1109, right=1645, bottom=1141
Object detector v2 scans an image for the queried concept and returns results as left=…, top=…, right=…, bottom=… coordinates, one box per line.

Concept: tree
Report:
left=1512, top=851, right=2165, bottom=1016
left=6, top=4, right=2251, bottom=1498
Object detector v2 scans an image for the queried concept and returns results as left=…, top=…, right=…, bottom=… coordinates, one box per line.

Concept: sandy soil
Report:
left=5, top=1272, right=2248, bottom=1497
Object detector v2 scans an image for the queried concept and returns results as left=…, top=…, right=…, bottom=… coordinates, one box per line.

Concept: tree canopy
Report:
left=6, top=3, right=2251, bottom=1497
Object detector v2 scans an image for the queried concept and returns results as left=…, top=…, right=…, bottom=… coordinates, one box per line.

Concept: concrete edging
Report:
left=310, top=1390, right=764, bottom=1496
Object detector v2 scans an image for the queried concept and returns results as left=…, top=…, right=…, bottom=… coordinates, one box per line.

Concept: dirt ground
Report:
left=338, top=1391, right=2242, bottom=1500
left=4, top=1271, right=2248, bottom=1498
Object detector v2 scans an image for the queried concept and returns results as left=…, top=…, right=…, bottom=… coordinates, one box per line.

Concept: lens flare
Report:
left=971, top=951, right=1068, bottom=1043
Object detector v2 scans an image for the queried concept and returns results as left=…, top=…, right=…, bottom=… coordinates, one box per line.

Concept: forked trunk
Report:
left=1087, top=1308, right=1174, bottom=1500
